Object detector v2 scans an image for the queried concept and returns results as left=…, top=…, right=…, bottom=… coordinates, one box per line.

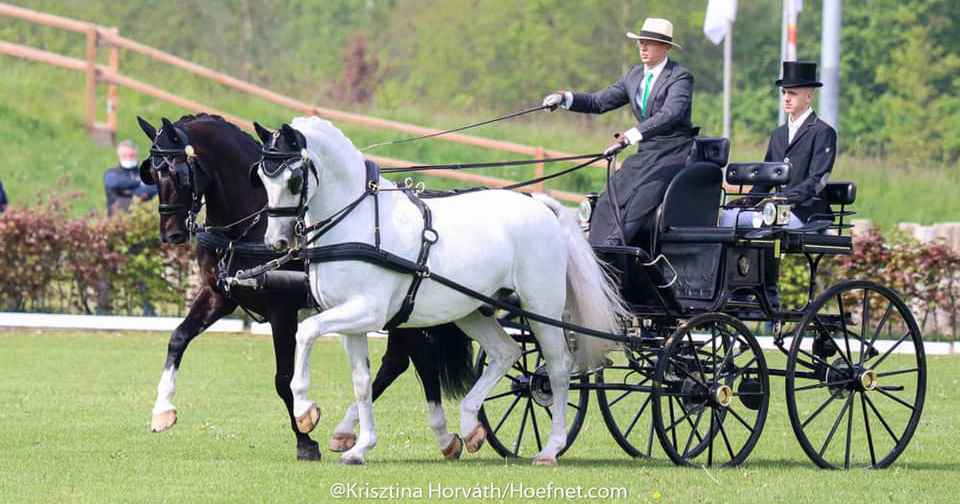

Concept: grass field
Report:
left=0, top=329, right=957, bottom=503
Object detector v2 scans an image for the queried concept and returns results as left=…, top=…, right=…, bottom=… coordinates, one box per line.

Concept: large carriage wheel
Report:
left=475, top=319, right=590, bottom=458
left=652, top=313, right=770, bottom=467
left=785, top=280, right=926, bottom=469
left=595, top=345, right=659, bottom=458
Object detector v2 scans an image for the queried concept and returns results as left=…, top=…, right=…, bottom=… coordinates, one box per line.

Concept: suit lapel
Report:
left=645, top=61, right=673, bottom=115
left=786, top=111, right=818, bottom=153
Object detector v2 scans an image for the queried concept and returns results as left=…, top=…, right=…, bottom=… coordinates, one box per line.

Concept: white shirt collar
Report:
left=788, top=107, right=814, bottom=143
left=644, top=57, right=668, bottom=79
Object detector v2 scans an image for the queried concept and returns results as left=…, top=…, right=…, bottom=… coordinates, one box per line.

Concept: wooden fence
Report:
left=0, top=2, right=594, bottom=203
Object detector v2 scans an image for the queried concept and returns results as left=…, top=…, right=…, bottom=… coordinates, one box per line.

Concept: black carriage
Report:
left=476, top=137, right=926, bottom=469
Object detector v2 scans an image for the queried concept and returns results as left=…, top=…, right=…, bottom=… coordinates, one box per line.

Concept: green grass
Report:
left=1, top=57, right=958, bottom=230
left=0, top=329, right=956, bottom=503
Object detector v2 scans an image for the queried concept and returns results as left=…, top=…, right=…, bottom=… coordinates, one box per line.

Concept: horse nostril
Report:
left=273, top=239, right=288, bottom=251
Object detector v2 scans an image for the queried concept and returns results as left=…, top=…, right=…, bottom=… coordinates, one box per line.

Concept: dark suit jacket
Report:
left=569, top=60, right=696, bottom=139
left=752, top=111, right=838, bottom=222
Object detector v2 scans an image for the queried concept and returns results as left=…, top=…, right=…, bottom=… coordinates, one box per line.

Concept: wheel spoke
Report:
left=493, top=395, right=522, bottom=435
left=797, top=348, right=847, bottom=376
left=485, top=389, right=518, bottom=402
left=874, top=387, right=916, bottom=411
left=566, top=401, right=579, bottom=411
left=836, top=294, right=855, bottom=367
left=686, top=331, right=709, bottom=384
left=844, top=388, right=855, bottom=469
left=863, top=393, right=901, bottom=445
left=529, top=401, right=543, bottom=453
left=664, top=397, right=700, bottom=435
left=801, top=390, right=842, bottom=429
left=862, top=302, right=894, bottom=366
left=714, top=408, right=737, bottom=461
left=860, top=392, right=877, bottom=466
left=668, top=395, right=679, bottom=450
left=794, top=379, right=854, bottom=392
left=666, top=356, right=709, bottom=387
left=726, top=405, right=755, bottom=435
left=814, top=316, right=854, bottom=370
left=513, top=399, right=531, bottom=454
left=625, top=395, right=653, bottom=438
left=870, top=332, right=912, bottom=370
left=681, top=406, right=706, bottom=458
left=818, top=393, right=853, bottom=458
left=876, top=368, right=919, bottom=378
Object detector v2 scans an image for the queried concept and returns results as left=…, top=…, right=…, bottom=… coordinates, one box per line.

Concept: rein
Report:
left=360, top=105, right=551, bottom=152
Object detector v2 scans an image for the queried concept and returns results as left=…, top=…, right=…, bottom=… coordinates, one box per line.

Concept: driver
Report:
left=542, top=17, right=697, bottom=248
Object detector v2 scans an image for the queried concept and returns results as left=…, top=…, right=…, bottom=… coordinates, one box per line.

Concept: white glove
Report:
left=542, top=92, right=565, bottom=110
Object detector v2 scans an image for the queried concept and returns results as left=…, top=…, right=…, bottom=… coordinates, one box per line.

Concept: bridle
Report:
left=146, top=126, right=206, bottom=232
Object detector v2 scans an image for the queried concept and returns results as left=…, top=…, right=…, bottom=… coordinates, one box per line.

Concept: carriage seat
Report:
left=725, top=162, right=791, bottom=186
left=686, top=136, right=731, bottom=166
left=820, top=182, right=856, bottom=205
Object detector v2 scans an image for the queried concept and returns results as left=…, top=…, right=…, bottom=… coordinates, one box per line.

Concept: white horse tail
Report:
left=531, top=194, right=631, bottom=371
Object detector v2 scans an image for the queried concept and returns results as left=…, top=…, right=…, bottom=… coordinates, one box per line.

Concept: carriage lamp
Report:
left=751, top=211, right=764, bottom=228
left=762, top=202, right=778, bottom=226
left=578, top=198, right=593, bottom=225
left=776, top=204, right=792, bottom=226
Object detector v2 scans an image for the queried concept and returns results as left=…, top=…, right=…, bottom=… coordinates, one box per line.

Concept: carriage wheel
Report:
left=652, top=313, right=769, bottom=467
left=475, top=320, right=589, bottom=459
left=595, top=345, right=659, bottom=458
left=785, top=280, right=926, bottom=469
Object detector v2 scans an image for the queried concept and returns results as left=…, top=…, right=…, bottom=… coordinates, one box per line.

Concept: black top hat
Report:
left=776, top=61, right=822, bottom=88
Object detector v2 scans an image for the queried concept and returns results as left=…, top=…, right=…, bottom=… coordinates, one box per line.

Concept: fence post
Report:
left=534, top=146, right=545, bottom=193
left=84, top=26, right=97, bottom=132
left=106, top=27, right=118, bottom=142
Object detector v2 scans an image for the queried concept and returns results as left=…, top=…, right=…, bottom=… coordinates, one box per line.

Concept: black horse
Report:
left=137, top=114, right=474, bottom=460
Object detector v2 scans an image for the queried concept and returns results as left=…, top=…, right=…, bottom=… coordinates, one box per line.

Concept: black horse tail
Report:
left=431, top=323, right=477, bottom=400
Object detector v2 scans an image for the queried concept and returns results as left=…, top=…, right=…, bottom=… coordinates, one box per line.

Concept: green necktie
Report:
left=640, top=71, right=654, bottom=118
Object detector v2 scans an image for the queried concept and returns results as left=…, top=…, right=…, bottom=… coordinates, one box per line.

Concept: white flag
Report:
left=703, top=0, right=738, bottom=45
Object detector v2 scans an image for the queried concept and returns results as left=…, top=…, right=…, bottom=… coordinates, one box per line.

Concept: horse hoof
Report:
left=295, top=403, right=320, bottom=434
left=441, top=434, right=463, bottom=460
left=297, top=441, right=321, bottom=461
left=329, top=432, right=357, bottom=453
left=339, top=454, right=365, bottom=465
left=150, top=410, right=177, bottom=432
left=465, top=425, right=487, bottom=453
left=533, top=455, right=558, bottom=466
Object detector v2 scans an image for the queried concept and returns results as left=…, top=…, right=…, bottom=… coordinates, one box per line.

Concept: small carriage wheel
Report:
left=475, top=318, right=590, bottom=459
left=652, top=313, right=770, bottom=467
left=785, top=280, right=926, bottom=469
left=595, top=346, right=659, bottom=458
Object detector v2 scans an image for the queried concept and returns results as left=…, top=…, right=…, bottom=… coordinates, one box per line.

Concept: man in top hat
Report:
left=542, top=17, right=698, bottom=248
left=722, top=61, right=838, bottom=309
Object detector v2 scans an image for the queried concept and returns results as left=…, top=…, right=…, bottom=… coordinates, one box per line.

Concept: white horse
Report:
left=254, top=116, right=628, bottom=465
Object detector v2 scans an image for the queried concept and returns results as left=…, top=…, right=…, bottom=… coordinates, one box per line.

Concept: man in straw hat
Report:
left=721, top=60, right=838, bottom=309
left=543, top=17, right=698, bottom=247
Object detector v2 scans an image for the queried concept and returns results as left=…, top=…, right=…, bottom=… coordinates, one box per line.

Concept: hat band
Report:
left=634, top=30, right=673, bottom=43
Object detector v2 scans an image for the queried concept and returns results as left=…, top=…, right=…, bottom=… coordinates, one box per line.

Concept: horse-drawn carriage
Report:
left=139, top=114, right=924, bottom=469
left=474, top=137, right=926, bottom=469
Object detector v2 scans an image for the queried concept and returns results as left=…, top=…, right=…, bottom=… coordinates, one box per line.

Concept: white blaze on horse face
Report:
left=260, top=168, right=298, bottom=251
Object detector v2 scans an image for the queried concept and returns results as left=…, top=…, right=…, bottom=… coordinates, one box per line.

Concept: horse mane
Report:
left=291, top=116, right=358, bottom=151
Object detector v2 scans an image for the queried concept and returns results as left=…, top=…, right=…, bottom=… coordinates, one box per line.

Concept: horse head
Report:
left=137, top=116, right=196, bottom=244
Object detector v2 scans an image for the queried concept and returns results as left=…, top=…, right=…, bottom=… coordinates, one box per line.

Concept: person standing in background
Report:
left=104, top=139, right=157, bottom=216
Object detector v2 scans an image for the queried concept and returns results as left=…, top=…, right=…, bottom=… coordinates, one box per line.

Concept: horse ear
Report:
left=280, top=124, right=299, bottom=148
left=137, top=116, right=157, bottom=140
left=160, top=117, right=176, bottom=142
left=139, top=158, right=154, bottom=185
left=248, top=162, right=262, bottom=187
left=253, top=122, right=273, bottom=145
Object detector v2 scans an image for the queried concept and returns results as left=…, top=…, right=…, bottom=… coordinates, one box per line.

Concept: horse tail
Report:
left=532, top=194, right=630, bottom=371
left=431, top=323, right=477, bottom=399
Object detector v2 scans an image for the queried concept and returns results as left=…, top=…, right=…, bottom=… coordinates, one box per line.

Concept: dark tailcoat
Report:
left=751, top=111, right=838, bottom=222
left=570, top=60, right=697, bottom=246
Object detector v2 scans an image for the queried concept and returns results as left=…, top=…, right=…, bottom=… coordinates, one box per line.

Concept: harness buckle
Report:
left=368, top=180, right=379, bottom=193
left=418, top=266, right=431, bottom=279
left=422, top=228, right=439, bottom=244
left=294, top=220, right=306, bottom=237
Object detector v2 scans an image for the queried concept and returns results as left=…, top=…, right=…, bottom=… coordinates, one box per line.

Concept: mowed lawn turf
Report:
left=0, top=329, right=957, bottom=503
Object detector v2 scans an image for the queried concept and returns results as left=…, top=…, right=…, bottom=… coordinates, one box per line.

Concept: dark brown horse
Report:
left=137, top=114, right=474, bottom=460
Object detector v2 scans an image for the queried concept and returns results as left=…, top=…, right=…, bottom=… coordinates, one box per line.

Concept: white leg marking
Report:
left=340, top=333, right=376, bottom=464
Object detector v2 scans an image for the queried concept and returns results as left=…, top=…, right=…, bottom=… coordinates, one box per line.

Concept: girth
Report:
left=196, top=231, right=288, bottom=260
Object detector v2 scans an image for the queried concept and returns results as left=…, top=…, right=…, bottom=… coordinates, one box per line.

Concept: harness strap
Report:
left=383, top=192, right=437, bottom=330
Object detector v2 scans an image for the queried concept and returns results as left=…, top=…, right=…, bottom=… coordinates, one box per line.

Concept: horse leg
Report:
left=453, top=311, right=521, bottom=454
left=339, top=332, right=376, bottom=464
left=408, top=333, right=460, bottom=458
left=267, top=304, right=320, bottom=461
left=526, top=321, right=573, bottom=466
left=289, top=298, right=380, bottom=437
left=151, top=286, right=235, bottom=432
left=331, top=329, right=411, bottom=452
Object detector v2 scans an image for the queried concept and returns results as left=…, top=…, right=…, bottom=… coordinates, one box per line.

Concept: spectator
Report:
left=0, top=180, right=7, bottom=213
left=104, top=140, right=157, bottom=216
